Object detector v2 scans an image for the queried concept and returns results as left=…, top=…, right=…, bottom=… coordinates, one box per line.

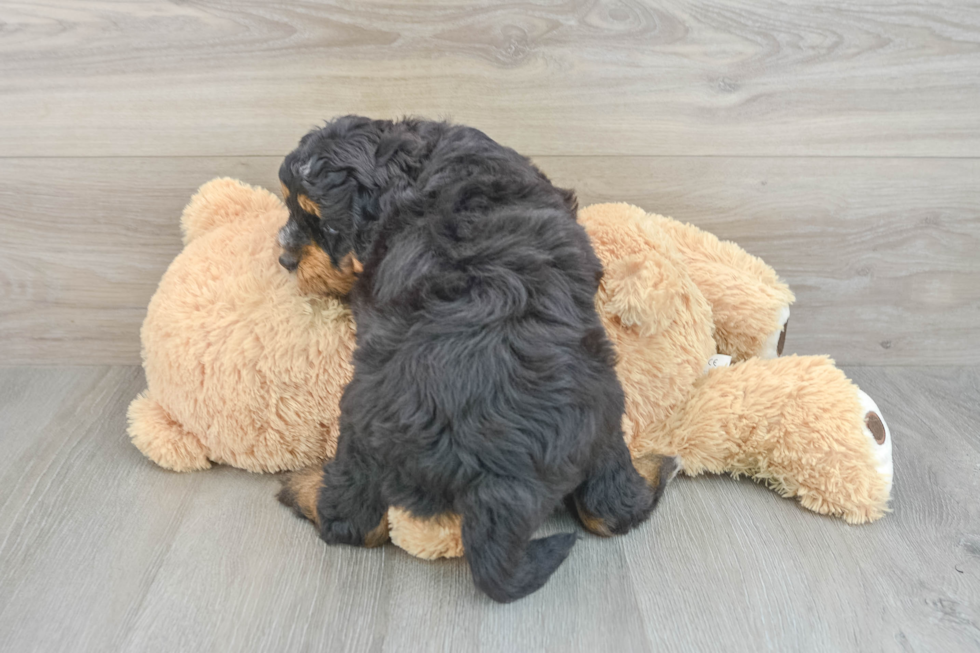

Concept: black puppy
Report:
left=277, top=116, right=666, bottom=603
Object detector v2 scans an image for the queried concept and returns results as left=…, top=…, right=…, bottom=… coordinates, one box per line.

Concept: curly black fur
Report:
left=278, top=116, right=662, bottom=603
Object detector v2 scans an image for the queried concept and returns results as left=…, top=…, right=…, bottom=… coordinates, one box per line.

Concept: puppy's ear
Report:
left=279, top=156, right=297, bottom=189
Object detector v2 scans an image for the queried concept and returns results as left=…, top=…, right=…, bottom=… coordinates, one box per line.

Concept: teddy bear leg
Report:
left=855, top=389, right=893, bottom=495
left=675, top=356, right=893, bottom=523
left=571, top=438, right=679, bottom=537
left=387, top=508, right=464, bottom=560
left=126, top=392, right=212, bottom=471
left=792, top=382, right=894, bottom=524
left=758, top=305, right=791, bottom=359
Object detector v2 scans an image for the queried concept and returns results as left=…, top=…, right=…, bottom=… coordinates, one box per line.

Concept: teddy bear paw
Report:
left=759, top=306, right=791, bottom=358
left=127, top=392, right=212, bottom=472
left=856, top=389, right=893, bottom=494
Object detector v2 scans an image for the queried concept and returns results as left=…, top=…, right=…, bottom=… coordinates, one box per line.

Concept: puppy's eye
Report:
left=326, top=226, right=339, bottom=235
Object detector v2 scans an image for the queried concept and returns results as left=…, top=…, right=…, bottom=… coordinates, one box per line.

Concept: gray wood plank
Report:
left=0, top=366, right=978, bottom=652
left=0, top=366, right=206, bottom=653
left=626, top=365, right=980, bottom=652
left=1, top=156, right=977, bottom=365
left=2, top=1, right=979, bottom=157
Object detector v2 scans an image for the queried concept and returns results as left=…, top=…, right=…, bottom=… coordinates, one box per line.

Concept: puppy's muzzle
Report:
left=278, top=219, right=309, bottom=273
left=279, top=251, right=300, bottom=272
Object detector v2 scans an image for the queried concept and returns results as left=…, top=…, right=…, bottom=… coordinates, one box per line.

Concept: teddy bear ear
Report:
left=180, top=178, right=284, bottom=245
left=601, top=255, right=673, bottom=337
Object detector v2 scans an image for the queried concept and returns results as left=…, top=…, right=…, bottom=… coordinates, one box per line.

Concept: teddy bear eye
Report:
left=326, top=226, right=338, bottom=235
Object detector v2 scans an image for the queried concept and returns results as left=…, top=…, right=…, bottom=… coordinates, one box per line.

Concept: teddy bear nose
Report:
left=279, top=252, right=300, bottom=272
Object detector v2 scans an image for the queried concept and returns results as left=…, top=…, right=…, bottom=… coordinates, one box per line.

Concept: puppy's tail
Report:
left=460, top=482, right=577, bottom=603
left=277, top=465, right=325, bottom=527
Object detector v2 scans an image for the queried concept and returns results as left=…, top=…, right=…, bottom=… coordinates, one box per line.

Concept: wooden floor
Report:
left=2, top=1, right=979, bottom=651
left=0, top=365, right=977, bottom=652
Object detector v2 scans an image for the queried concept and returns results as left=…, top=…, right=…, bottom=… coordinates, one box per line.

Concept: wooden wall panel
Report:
left=1, top=1, right=978, bottom=157
left=1, top=156, right=976, bottom=365
left=1, top=1, right=977, bottom=364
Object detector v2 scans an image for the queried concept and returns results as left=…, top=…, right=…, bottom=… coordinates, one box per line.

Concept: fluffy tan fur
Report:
left=388, top=509, right=464, bottom=560
left=128, top=179, right=355, bottom=473
left=130, top=179, right=892, bottom=562
left=650, top=355, right=890, bottom=523
left=581, top=203, right=795, bottom=362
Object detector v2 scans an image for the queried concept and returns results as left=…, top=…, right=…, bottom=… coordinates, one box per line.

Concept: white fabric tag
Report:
left=702, top=354, right=732, bottom=375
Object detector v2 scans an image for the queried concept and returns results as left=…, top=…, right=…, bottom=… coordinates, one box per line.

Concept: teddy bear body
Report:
left=129, top=180, right=354, bottom=473
left=129, top=179, right=894, bottom=562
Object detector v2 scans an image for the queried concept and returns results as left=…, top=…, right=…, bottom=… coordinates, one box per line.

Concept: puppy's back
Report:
left=347, top=129, right=619, bottom=602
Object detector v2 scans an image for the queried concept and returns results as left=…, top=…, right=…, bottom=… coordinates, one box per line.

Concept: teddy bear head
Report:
left=131, top=179, right=356, bottom=473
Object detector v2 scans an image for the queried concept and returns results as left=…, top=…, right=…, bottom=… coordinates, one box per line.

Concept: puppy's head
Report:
left=277, top=203, right=363, bottom=297
left=277, top=116, right=394, bottom=297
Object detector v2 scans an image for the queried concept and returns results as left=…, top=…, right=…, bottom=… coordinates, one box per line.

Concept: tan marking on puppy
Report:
left=296, top=247, right=363, bottom=297
left=633, top=453, right=681, bottom=500
left=277, top=465, right=324, bottom=527
left=364, top=512, right=390, bottom=548
left=280, top=182, right=290, bottom=200
left=573, top=496, right=614, bottom=537
left=297, top=194, right=321, bottom=217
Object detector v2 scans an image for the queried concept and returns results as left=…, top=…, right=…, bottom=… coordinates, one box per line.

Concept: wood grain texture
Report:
left=1, top=156, right=977, bottom=365
left=2, top=1, right=977, bottom=648
left=0, top=365, right=977, bottom=652
left=1, top=1, right=979, bottom=157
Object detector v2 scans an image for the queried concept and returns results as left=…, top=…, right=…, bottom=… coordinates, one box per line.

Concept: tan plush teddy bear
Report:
left=128, top=179, right=893, bottom=561
left=128, top=178, right=355, bottom=473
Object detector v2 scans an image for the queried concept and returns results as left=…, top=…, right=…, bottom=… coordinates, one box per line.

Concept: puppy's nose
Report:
left=279, top=252, right=300, bottom=272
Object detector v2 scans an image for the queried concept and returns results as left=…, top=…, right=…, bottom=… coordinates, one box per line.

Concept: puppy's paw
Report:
left=277, top=465, right=325, bottom=526
left=319, top=512, right=390, bottom=548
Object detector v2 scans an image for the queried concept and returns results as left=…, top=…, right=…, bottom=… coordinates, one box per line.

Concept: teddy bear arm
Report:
left=127, top=391, right=212, bottom=471
left=651, top=216, right=794, bottom=361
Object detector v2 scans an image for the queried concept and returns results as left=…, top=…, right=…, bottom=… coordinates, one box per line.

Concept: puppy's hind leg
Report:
left=277, top=465, right=325, bottom=525
left=460, top=479, right=577, bottom=603
left=572, top=436, right=677, bottom=537
left=278, top=443, right=389, bottom=548
left=317, top=440, right=390, bottom=547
